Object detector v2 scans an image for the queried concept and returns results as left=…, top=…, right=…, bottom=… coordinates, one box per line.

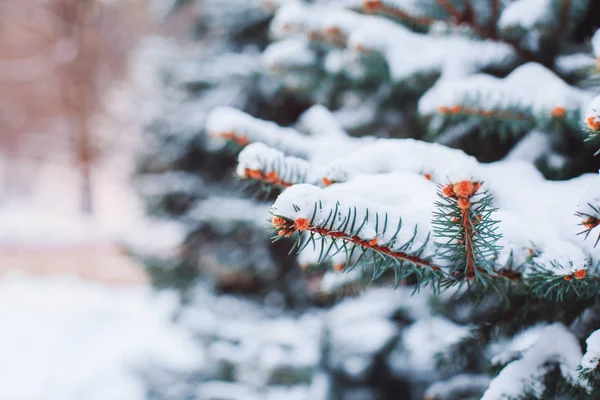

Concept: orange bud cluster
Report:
left=272, top=216, right=294, bottom=237
left=564, top=269, right=587, bottom=281
left=441, top=180, right=481, bottom=210
left=243, top=169, right=293, bottom=188
left=295, top=217, right=310, bottom=232
left=437, top=106, right=529, bottom=121
left=216, top=131, right=250, bottom=146
left=587, top=116, right=600, bottom=131
left=582, top=216, right=600, bottom=231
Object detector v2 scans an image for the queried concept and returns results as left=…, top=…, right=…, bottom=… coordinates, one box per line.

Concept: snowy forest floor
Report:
left=0, top=156, right=204, bottom=399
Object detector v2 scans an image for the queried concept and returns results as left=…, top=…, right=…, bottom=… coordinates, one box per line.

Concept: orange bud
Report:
left=551, top=107, right=566, bottom=118
left=587, top=116, right=600, bottom=131
left=247, top=169, right=263, bottom=180
left=321, top=177, right=334, bottom=186
left=333, top=263, right=345, bottom=272
left=563, top=275, right=573, bottom=281
left=424, top=173, right=432, bottom=181
left=368, top=238, right=378, bottom=246
left=363, top=0, right=382, bottom=13
left=236, top=135, right=249, bottom=146
left=216, top=131, right=234, bottom=140
left=266, top=171, right=278, bottom=183
left=442, top=185, right=455, bottom=197
left=583, top=217, right=599, bottom=230
left=458, top=197, right=470, bottom=210
left=574, top=269, right=587, bottom=280
left=437, top=106, right=449, bottom=114
left=449, top=105, right=461, bottom=114
left=453, top=180, right=475, bottom=198
left=452, top=217, right=460, bottom=223
left=299, top=262, right=310, bottom=270
left=272, top=216, right=286, bottom=227
left=295, top=217, right=310, bottom=232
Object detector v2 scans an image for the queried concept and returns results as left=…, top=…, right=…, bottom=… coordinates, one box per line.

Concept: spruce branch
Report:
left=433, top=180, right=502, bottom=284
left=575, top=206, right=600, bottom=247
left=362, top=0, right=540, bottom=65
left=236, top=143, right=320, bottom=194
left=269, top=187, right=445, bottom=289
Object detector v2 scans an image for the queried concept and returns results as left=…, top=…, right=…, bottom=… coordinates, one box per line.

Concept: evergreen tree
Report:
left=200, top=0, right=600, bottom=398
left=134, top=0, right=600, bottom=400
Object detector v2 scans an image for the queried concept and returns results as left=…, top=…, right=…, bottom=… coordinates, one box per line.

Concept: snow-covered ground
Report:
left=0, top=274, right=203, bottom=400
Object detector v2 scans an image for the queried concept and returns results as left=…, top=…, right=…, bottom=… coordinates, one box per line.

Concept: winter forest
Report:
left=4, top=0, right=600, bottom=399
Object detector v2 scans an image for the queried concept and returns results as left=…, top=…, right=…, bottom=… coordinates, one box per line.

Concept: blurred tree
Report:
left=0, top=0, right=147, bottom=213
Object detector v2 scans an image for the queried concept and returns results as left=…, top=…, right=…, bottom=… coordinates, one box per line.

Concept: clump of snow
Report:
left=425, top=374, right=491, bottom=400
left=295, top=104, right=346, bottom=139
left=556, top=53, right=597, bottom=75
left=262, top=37, right=317, bottom=72
left=0, top=274, right=203, bottom=400
left=237, top=143, right=321, bottom=186
left=205, top=106, right=312, bottom=156
left=578, top=175, right=600, bottom=218
left=481, top=323, right=581, bottom=400
left=419, top=63, right=592, bottom=119
left=389, top=317, right=472, bottom=379
left=487, top=324, right=549, bottom=367
left=531, top=240, right=590, bottom=276
left=581, top=329, right=600, bottom=370
left=592, top=29, right=600, bottom=58
left=498, top=0, right=553, bottom=31
left=505, top=130, right=551, bottom=163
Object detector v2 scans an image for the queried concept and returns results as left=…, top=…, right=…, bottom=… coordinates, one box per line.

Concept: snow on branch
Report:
left=270, top=179, right=443, bottom=287
left=580, top=328, right=600, bottom=396
left=585, top=95, right=600, bottom=142
left=263, top=37, right=318, bottom=75
left=481, top=323, right=582, bottom=400
left=498, top=0, right=589, bottom=54
left=347, top=15, right=515, bottom=83
left=424, top=374, right=491, bottom=400
left=236, top=143, right=322, bottom=190
left=206, top=106, right=314, bottom=157
left=420, top=63, right=593, bottom=136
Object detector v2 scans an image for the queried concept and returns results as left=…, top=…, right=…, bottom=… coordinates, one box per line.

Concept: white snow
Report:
left=262, top=37, right=317, bottom=72
left=592, top=29, right=600, bottom=58
left=419, top=63, right=592, bottom=119
left=0, top=274, right=203, bottom=400
left=481, top=323, right=581, bottom=400
left=389, top=317, right=472, bottom=379
left=581, top=329, right=600, bottom=370
left=498, top=0, right=553, bottom=31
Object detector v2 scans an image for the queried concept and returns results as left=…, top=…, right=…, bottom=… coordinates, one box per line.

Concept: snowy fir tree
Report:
left=128, top=1, right=600, bottom=399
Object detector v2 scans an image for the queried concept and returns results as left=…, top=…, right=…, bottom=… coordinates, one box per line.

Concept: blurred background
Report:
left=0, top=1, right=387, bottom=399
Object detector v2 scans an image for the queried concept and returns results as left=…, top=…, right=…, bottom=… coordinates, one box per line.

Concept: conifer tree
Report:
left=201, top=0, right=600, bottom=398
